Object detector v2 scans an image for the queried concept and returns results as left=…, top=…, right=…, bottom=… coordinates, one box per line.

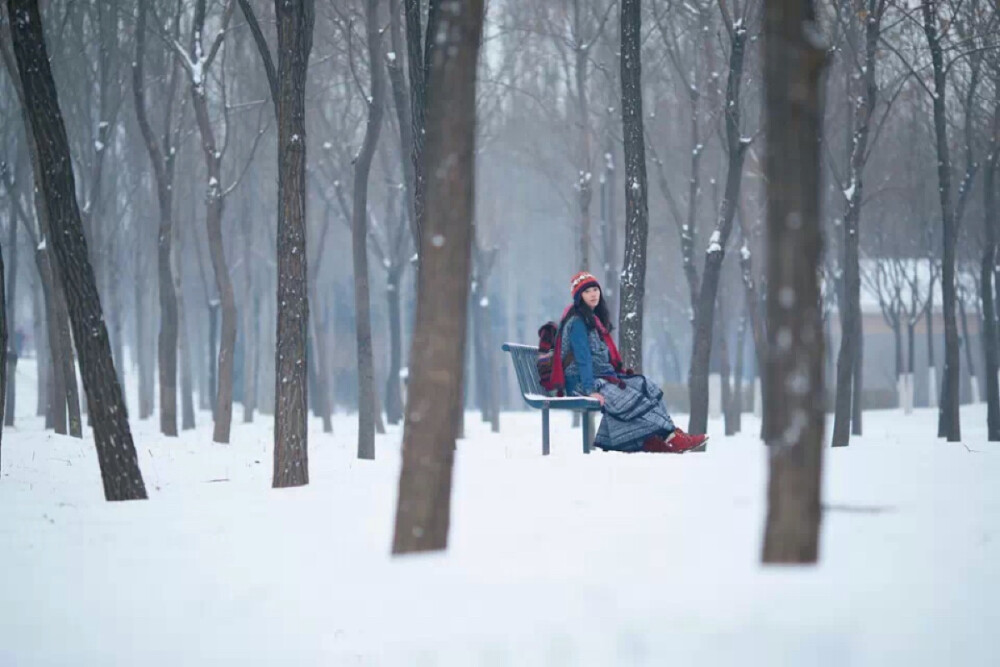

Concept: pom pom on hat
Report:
left=570, top=271, right=601, bottom=300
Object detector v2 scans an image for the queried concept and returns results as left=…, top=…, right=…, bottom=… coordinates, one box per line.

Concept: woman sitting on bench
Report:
left=555, top=271, right=708, bottom=454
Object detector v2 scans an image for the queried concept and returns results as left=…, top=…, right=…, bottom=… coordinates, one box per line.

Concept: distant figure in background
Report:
left=551, top=271, right=708, bottom=454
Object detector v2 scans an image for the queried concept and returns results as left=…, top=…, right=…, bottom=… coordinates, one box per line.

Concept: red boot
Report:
left=664, top=428, right=709, bottom=453
left=641, top=429, right=708, bottom=453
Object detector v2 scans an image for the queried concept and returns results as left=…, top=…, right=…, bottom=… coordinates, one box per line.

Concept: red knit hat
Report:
left=570, top=271, right=601, bottom=300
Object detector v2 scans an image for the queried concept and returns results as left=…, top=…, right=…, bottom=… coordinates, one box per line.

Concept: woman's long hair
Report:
left=559, top=289, right=614, bottom=334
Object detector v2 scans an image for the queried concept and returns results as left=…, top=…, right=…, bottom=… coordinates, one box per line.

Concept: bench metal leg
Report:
left=582, top=411, right=592, bottom=454
left=542, top=406, right=550, bottom=456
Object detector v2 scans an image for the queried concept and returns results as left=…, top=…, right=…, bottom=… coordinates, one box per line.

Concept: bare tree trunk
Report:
left=173, top=200, right=195, bottom=430
left=833, top=0, right=886, bottom=446
left=393, top=0, right=484, bottom=555
left=922, top=0, right=960, bottom=441
left=402, top=0, right=439, bottom=254
left=238, top=0, right=314, bottom=486
left=353, top=0, right=386, bottom=460
left=387, top=0, right=418, bottom=250
left=133, top=0, right=179, bottom=436
left=617, top=0, right=650, bottom=372
left=761, top=0, right=825, bottom=564
left=9, top=0, right=146, bottom=500
left=688, top=16, right=750, bottom=436
left=4, top=37, right=76, bottom=435
left=185, top=0, right=238, bottom=443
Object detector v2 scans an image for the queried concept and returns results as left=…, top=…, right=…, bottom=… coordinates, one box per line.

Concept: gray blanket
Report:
left=586, top=374, right=675, bottom=452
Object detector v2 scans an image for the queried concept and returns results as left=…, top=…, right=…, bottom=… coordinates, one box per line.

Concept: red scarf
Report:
left=550, top=306, right=623, bottom=393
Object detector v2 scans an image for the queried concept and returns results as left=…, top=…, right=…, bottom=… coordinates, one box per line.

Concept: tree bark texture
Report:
left=272, top=0, right=314, bottom=486
left=687, top=19, right=748, bottom=436
left=2, top=39, right=79, bottom=436
left=133, top=0, right=179, bottom=436
left=617, top=0, right=649, bottom=372
left=388, top=0, right=419, bottom=252
left=188, top=0, right=237, bottom=444
left=761, top=0, right=825, bottom=564
left=353, top=0, right=386, bottom=460
left=403, top=0, right=439, bottom=254
left=8, top=0, right=147, bottom=500
left=922, top=0, right=960, bottom=441
left=832, top=0, right=884, bottom=446
left=392, top=0, right=484, bottom=555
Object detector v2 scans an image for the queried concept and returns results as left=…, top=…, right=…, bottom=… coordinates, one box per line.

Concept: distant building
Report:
left=827, top=259, right=983, bottom=408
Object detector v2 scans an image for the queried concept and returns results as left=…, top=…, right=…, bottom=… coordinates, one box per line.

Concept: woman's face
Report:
left=581, top=286, right=601, bottom=309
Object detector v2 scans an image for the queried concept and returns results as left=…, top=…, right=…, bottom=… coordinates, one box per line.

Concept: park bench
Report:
left=501, top=343, right=603, bottom=455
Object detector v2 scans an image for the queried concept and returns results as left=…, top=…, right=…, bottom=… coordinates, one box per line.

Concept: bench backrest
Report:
left=501, top=343, right=545, bottom=396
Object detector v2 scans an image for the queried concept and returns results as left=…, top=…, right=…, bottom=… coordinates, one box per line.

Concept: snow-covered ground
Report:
left=1, top=358, right=998, bottom=666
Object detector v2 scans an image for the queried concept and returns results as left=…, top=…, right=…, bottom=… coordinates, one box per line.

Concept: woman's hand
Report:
left=589, top=392, right=605, bottom=406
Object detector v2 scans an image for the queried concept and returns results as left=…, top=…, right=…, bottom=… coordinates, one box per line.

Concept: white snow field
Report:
left=1, top=358, right=998, bottom=666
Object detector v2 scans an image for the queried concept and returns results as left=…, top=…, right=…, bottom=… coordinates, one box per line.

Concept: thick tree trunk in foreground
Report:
left=239, top=0, right=315, bottom=486
left=3, top=41, right=79, bottom=436
left=617, top=0, right=650, bottom=372
left=272, top=0, right=313, bottom=486
left=393, top=0, right=484, bottom=555
left=354, top=0, right=386, bottom=460
left=9, top=0, right=146, bottom=500
left=761, top=0, right=825, bottom=564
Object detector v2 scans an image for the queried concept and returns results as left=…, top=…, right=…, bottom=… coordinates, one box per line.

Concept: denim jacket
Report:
left=561, top=315, right=617, bottom=395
